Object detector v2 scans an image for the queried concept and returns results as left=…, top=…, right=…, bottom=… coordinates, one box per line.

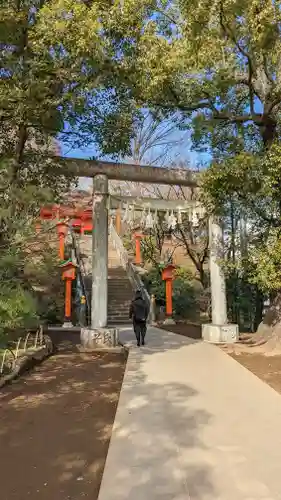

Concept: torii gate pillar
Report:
left=91, top=174, right=108, bottom=328
left=202, top=217, right=239, bottom=343
left=81, top=174, right=118, bottom=349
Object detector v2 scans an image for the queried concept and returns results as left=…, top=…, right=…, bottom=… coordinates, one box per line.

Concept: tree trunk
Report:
left=254, top=116, right=280, bottom=346
left=198, top=264, right=208, bottom=289
left=255, top=292, right=281, bottom=348
left=254, top=288, right=263, bottom=332
left=260, top=116, right=277, bottom=148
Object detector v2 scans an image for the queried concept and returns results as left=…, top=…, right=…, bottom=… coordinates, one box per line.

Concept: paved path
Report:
left=98, top=327, right=281, bottom=500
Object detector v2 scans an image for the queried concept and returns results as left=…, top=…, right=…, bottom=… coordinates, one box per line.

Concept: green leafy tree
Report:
left=123, top=0, right=281, bottom=342
left=0, top=0, right=156, bottom=334
left=201, top=144, right=281, bottom=340
left=129, top=0, right=281, bottom=150
left=0, top=217, right=65, bottom=339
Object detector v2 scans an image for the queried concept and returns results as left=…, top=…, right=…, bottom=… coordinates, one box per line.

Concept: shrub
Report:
left=0, top=286, right=38, bottom=340
left=0, top=223, right=65, bottom=337
left=172, top=277, right=197, bottom=319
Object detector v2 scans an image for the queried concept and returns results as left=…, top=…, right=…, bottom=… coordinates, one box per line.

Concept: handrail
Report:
left=109, top=219, right=151, bottom=310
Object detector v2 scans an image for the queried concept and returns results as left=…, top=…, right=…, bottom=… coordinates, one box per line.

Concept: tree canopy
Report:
left=126, top=0, right=281, bottom=151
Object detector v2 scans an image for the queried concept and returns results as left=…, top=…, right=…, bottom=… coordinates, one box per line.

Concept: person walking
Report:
left=129, top=290, right=149, bottom=346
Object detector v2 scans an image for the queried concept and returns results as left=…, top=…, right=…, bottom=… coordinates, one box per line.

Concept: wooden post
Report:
left=60, top=261, right=76, bottom=328
left=56, top=222, right=68, bottom=261
left=165, top=279, right=173, bottom=317
left=79, top=295, right=87, bottom=327
left=65, top=278, right=72, bottom=323
left=116, top=205, right=121, bottom=234
left=59, top=233, right=65, bottom=261
left=134, top=233, right=143, bottom=266
left=150, top=294, right=157, bottom=325
left=162, top=264, right=176, bottom=325
left=35, top=221, right=41, bottom=234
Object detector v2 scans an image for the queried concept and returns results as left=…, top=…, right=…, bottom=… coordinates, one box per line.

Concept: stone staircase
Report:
left=77, top=233, right=133, bottom=325
left=108, top=267, right=133, bottom=324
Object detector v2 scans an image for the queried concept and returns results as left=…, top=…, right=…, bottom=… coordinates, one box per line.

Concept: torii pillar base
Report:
left=63, top=321, right=74, bottom=329
left=80, top=327, right=119, bottom=349
left=163, top=317, right=176, bottom=326
left=202, top=323, right=238, bottom=344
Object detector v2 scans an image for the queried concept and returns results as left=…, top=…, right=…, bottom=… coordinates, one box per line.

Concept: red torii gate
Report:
left=40, top=205, right=93, bottom=234
left=39, top=205, right=94, bottom=326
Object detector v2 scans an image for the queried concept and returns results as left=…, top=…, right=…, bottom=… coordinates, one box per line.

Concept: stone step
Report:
left=108, top=312, right=130, bottom=317
left=108, top=284, right=131, bottom=288
left=108, top=295, right=132, bottom=299
left=106, top=265, right=126, bottom=275
left=108, top=300, right=131, bottom=304
left=109, top=295, right=131, bottom=299
left=108, top=276, right=131, bottom=281
left=108, top=306, right=130, bottom=314
left=108, top=297, right=131, bottom=302
left=108, top=280, right=131, bottom=283
left=108, top=305, right=131, bottom=310
left=85, top=281, right=131, bottom=287
left=108, top=317, right=130, bottom=323
left=108, top=303, right=131, bottom=307
left=108, top=282, right=131, bottom=286
left=108, top=288, right=131, bottom=292
left=77, top=235, right=134, bottom=324
left=108, top=277, right=130, bottom=281
left=108, top=298, right=132, bottom=303
left=109, top=292, right=131, bottom=296
left=108, top=272, right=128, bottom=276
left=108, top=286, right=132, bottom=291
left=108, top=278, right=130, bottom=282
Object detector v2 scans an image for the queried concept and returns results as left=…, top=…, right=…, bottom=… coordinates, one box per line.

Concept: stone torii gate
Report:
left=50, top=157, right=238, bottom=345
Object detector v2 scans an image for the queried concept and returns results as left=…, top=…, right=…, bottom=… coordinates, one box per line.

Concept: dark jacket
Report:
left=129, top=293, right=149, bottom=323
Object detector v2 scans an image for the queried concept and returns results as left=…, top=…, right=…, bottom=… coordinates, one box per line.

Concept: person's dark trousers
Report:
left=140, top=321, right=147, bottom=344
left=133, top=320, right=147, bottom=345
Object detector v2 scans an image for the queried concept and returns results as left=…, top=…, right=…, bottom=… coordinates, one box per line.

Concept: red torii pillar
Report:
left=162, top=264, right=176, bottom=325
left=134, top=233, right=143, bottom=266
left=56, top=221, right=68, bottom=261
left=115, top=205, right=122, bottom=234
left=60, top=260, right=76, bottom=327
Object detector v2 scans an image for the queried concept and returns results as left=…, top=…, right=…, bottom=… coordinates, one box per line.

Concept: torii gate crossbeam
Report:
left=48, top=157, right=198, bottom=187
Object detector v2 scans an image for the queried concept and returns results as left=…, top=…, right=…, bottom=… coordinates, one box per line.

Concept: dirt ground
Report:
left=226, top=352, right=281, bottom=395
left=0, top=350, right=126, bottom=500
left=160, top=322, right=202, bottom=340
left=162, top=322, right=281, bottom=396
